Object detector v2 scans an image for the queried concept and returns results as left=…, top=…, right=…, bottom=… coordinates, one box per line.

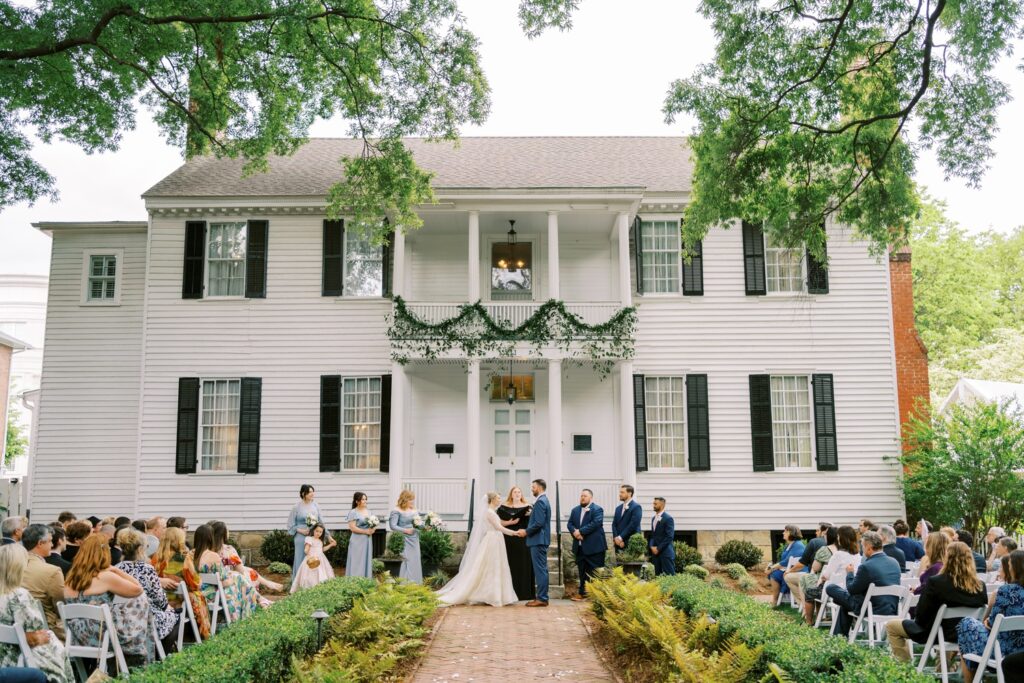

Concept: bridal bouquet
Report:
left=360, top=515, right=381, bottom=529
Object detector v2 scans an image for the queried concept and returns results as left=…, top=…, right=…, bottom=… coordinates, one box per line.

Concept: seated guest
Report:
left=992, top=537, right=1018, bottom=573
left=113, top=516, right=132, bottom=530
left=785, top=522, right=830, bottom=606
left=893, top=519, right=925, bottom=562
left=859, top=519, right=878, bottom=534
left=825, top=530, right=901, bottom=636
left=209, top=521, right=281, bottom=600
left=144, top=517, right=166, bottom=558
left=115, top=528, right=178, bottom=651
left=151, top=528, right=210, bottom=640
left=940, top=526, right=958, bottom=542
left=60, top=521, right=91, bottom=565
left=56, top=512, right=76, bottom=531
left=958, top=549, right=1024, bottom=682
left=767, top=525, right=806, bottom=606
left=885, top=542, right=987, bottom=662
left=193, top=524, right=260, bottom=623
left=166, top=517, right=188, bottom=532
left=99, top=524, right=123, bottom=565
left=799, top=525, right=838, bottom=624
left=0, top=518, right=24, bottom=546
left=1003, top=651, right=1024, bottom=683
left=878, top=525, right=907, bottom=572
left=916, top=532, right=951, bottom=595
left=63, top=536, right=156, bottom=665
left=45, top=526, right=71, bottom=576
left=20, top=524, right=65, bottom=640
left=986, top=526, right=1007, bottom=564
left=0, top=545, right=73, bottom=682
left=85, top=516, right=102, bottom=534
left=956, top=530, right=987, bottom=573
left=130, top=520, right=147, bottom=535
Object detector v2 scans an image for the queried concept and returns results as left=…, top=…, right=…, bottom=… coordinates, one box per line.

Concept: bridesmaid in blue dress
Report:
left=389, top=490, right=423, bottom=583
left=345, top=492, right=376, bottom=578
left=287, top=484, right=325, bottom=578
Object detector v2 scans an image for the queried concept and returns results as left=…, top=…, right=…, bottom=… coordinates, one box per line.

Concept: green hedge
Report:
left=657, top=575, right=931, bottom=683
left=129, top=577, right=375, bottom=683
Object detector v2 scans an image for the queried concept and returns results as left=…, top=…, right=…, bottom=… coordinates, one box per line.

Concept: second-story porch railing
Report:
left=399, top=301, right=623, bottom=328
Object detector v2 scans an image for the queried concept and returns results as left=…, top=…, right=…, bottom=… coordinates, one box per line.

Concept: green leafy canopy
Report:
left=663, top=0, right=1023, bottom=257
left=1, top=0, right=575, bottom=242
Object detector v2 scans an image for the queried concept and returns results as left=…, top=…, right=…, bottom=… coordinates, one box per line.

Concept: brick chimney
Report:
left=890, top=248, right=930, bottom=449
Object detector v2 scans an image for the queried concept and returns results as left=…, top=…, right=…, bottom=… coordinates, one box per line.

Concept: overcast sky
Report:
left=2, top=0, right=1022, bottom=276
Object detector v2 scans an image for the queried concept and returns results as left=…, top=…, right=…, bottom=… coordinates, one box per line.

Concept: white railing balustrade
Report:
left=401, top=478, right=469, bottom=517
left=400, top=301, right=623, bottom=329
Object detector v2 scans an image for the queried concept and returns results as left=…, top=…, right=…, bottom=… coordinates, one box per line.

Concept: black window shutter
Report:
left=686, top=374, right=710, bottom=471
left=379, top=374, right=392, bottom=473
left=633, top=216, right=644, bottom=295
left=812, top=374, right=838, bottom=471
left=381, top=220, right=392, bottom=298
left=682, top=240, right=704, bottom=296
left=237, top=378, right=262, bottom=473
left=322, top=220, right=345, bottom=296
left=742, top=221, right=767, bottom=296
left=182, top=221, right=206, bottom=299
left=806, top=241, right=829, bottom=294
left=749, top=374, right=775, bottom=471
left=632, top=374, right=648, bottom=472
left=175, top=378, right=200, bottom=474
left=319, top=376, right=341, bottom=472
left=245, top=220, right=268, bottom=299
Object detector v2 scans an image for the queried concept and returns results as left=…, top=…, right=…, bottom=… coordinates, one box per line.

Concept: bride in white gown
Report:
left=436, top=492, right=521, bottom=606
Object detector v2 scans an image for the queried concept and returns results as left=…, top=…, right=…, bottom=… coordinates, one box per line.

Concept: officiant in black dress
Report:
left=497, top=486, right=535, bottom=601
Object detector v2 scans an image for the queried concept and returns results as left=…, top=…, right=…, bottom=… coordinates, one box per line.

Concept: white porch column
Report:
left=389, top=362, right=407, bottom=503
left=547, top=211, right=560, bottom=300
left=467, top=360, right=481, bottom=492
left=392, top=228, right=406, bottom=297
left=619, top=360, right=637, bottom=487
left=617, top=211, right=631, bottom=305
left=468, top=211, right=480, bottom=301
left=548, top=359, right=563, bottom=487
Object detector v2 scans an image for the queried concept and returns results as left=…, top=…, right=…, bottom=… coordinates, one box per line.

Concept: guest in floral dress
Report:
left=0, top=544, right=73, bottom=682
left=209, top=520, right=282, bottom=605
left=114, top=528, right=179, bottom=648
left=346, top=492, right=376, bottom=578
left=958, top=549, right=1024, bottom=680
left=63, top=536, right=156, bottom=667
left=192, top=525, right=260, bottom=623
left=151, top=528, right=210, bottom=640
left=288, top=484, right=326, bottom=578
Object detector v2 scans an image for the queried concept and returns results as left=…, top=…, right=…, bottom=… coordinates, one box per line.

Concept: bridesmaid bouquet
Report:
left=305, top=512, right=319, bottom=527
left=413, top=510, right=445, bottom=531
left=361, top=515, right=381, bottom=529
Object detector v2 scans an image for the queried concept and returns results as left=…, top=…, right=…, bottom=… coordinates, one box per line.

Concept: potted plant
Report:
left=616, top=534, right=648, bottom=577
left=419, top=527, right=455, bottom=576
left=382, top=531, right=405, bottom=578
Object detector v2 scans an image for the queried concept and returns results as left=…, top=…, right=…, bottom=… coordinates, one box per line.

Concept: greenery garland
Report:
left=388, top=296, right=637, bottom=376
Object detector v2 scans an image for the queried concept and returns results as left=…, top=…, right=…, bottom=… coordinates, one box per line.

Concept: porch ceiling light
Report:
left=506, top=220, right=519, bottom=272
left=506, top=356, right=516, bottom=405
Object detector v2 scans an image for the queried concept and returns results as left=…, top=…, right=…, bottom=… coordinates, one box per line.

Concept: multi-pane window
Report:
left=765, top=234, right=804, bottom=293
left=770, top=375, right=813, bottom=468
left=207, top=222, right=247, bottom=296
left=640, top=220, right=680, bottom=293
left=200, top=379, right=241, bottom=472
left=87, top=255, right=117, bottom=301
left=343, top=377, right=382, bottom=470
left=644, top=376, right=686, bottom=469
left=344, top=231, right=383, bottom=296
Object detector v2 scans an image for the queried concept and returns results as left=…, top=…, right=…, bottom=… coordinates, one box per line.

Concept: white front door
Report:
left=492, top=407, right=532, bottom=496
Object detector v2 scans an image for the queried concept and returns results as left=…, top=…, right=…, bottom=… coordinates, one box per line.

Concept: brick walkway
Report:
left=409, top=601, right=618, bottom=682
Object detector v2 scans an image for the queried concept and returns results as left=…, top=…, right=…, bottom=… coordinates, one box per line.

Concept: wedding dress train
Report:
left=436, top=507, right=519, bottom=606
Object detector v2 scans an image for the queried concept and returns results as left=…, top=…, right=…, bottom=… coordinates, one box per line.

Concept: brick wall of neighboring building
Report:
left=890, top=250, right=930, bottom=449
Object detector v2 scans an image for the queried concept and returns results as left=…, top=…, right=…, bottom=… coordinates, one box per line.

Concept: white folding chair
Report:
left=113, top=594, right=164, bottom=661
left=848, top=584, right=908, bottom=646
left=813, top=590, right=832, bottom=629
left=58, top=600, right=129, bottom=680
left=907, top=561, right=921, bottom=578
left=775, top=557, right=801, bottom=608
left=199, top=572, right=232, bottom=634
left=0, top=622, right=36, bottom=668
left=176, top=581, right=202, bottom=651
left=911, top=604, right=984, bottom=683
left=901, top=576, right=921, bottom=591
left=965, top=614, right=1024, bottom=683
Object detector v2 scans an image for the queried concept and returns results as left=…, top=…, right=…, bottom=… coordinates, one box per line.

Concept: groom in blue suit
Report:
left=567, top=488, right=607, bottom=600
left=523, top=479, right=551, bottom=606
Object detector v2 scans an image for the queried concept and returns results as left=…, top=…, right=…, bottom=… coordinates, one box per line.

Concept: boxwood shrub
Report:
left=657, top=575, right=931, bottom=683
left=129, top=577, right=375, bottom=683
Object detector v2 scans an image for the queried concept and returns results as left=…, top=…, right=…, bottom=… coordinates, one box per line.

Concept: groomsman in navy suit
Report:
left=567, top=488, right=607, bottom=600
left=649, top=497, right=676, bottom=576
left=612, top=484, right=642, bottom=553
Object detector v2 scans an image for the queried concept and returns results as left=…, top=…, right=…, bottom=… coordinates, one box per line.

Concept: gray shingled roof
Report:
left=143, top=137, right=693, bottom=198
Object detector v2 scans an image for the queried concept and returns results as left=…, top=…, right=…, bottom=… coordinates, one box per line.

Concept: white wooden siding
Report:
left=560, top=236, right=614, bottom=302
left=407, top=232, right=468, bottom=301
left=30, top=230, right=146, bottom=520
left=628, top=221, right=904, bottom=529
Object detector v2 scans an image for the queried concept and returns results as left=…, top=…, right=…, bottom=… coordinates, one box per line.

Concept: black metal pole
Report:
left=467, top=478, right=475, bottom=534
left=555, top=480, right=562, bottom=589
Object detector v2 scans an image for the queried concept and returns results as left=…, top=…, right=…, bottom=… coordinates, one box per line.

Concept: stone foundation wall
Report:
left=697, top=530, right=773, bottom=567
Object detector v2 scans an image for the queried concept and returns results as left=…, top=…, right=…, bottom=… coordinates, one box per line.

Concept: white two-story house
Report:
left=29, top=137, right=917, bottom=556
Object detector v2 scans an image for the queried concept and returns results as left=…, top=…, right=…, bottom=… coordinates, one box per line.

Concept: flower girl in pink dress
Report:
left=290, top=524, right=336, bottom=592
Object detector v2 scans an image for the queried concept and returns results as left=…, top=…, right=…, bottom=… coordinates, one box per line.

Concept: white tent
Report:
left=938, top=378, right=1024, bottom=415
